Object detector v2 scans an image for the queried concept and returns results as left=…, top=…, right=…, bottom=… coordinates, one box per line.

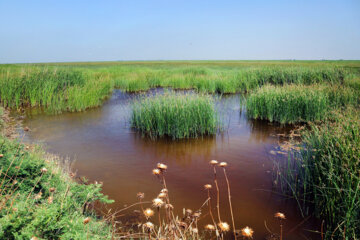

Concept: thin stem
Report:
left=207, top=189, right=219, bottom=236
left=213, top=166, right=221, bottom=223
left=223, top=168, right=236, bottom=239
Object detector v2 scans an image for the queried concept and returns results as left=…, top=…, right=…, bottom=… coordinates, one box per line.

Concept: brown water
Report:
left=18, top=90, right=317, bottom=239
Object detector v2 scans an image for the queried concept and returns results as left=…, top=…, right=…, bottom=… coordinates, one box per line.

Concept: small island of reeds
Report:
left=131, top=92, right=219, bottom=139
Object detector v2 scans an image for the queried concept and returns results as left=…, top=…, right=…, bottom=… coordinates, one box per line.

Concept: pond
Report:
left=17, top=89, right=316, bottom=239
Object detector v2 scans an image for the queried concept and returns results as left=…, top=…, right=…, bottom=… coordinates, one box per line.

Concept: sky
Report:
left=0, top=0, right=359, bottom=63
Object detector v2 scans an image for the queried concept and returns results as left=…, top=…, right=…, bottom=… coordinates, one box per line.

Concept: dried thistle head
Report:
left=152, top=198, right=164, bottom=208
left=219, top=162, right=228, bottom=167
left=49, top=187, right=56, bottom=193
left=160, top=188, right=168, bottom=194
left=40, top=167, right=48, bottom=173
left=205, top=224, right=215, bottom=231
left=143, top=208, right=155, bottom=219
left=0, top=154, right=3, bottom=158
left=210, top=160, right=218, bottom=165
left=30, top=237, right=38, bottom=240
left=192, top=228, right=199, bottom=234
left=192, top=211, right=201, bottom=218
left=152, top=169, right=161, bottom=175
left=158, top=192, right=167, bottom=198
left=204, top=184, right=212, bottom=190
left=241, top=226, right=254, bottom=238
left=274, top=212, right=286, bottom=220
left=137, top=192, right=145, bottom=199
left=47, top=196, right=53, bottom=204
left=185, top=209, right=193, bottom=215
left=83, top=217, right=91, bottom=225
left=157, top=163, right=168, bottom=171
left=218, top=222, right=230, bottom=232
left=143, top=221, right=154, bottom=230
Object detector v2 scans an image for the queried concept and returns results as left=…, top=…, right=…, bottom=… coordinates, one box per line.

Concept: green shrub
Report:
left=131, top=92, right=219, bottom=139
left=246, top=84, right=357, bottom=123
left=0, top=136, right=114, bottom=239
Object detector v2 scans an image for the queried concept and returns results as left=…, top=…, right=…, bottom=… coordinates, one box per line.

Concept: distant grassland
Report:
left=1, top=60, right=359, bottom=113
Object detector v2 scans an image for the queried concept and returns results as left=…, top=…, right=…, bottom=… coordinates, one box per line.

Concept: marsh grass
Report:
left=278, top=110, right=360, bottom=239
left=0, top=63, right=353, bottom=114
left=246, top=84, right=358, bottom=124
left=131, top=92, right=220, bottom=139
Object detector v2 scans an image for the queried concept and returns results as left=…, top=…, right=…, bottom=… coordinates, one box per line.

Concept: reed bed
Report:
left=278, top=110, right=360, bottom=239
left=131, top=92, right=219, bottom=139
left=246, top=84, right=358, bottom=124
left=0, top=63, right=353, bottom=114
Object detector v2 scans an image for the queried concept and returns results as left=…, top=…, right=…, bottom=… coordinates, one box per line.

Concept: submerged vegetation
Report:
left=279, top=110, right=360, bottom=239
left=246, top=84, right=358, bottom=123
left=131, top=92, right=219, bottom=139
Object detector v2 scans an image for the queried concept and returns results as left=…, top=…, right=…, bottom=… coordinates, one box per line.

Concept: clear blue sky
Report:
left=0, top=0, right=359, bottom=63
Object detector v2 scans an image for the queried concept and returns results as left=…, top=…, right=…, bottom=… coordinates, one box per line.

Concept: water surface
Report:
left=19, top=90, right=316, bottom=239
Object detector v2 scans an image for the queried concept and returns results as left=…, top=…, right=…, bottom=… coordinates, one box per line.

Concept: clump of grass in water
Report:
left=246, top=84, right=358, bottom=124
left=131, top=92, right=220, bottom=139
left=278, top=109, right=360, bottom=239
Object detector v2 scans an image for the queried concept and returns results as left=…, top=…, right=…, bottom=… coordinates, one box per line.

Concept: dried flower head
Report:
left=0, top=154, right=3, bottom=158
left=152, top=169, right=161, bottom=175
left=47, top=196, right=53, bottom=204
left=204, top=184, right=212, bottom=190
left=30, top=237, right=38, bottom=240
left=12, top=207, right=18, bottom=212
left=144, top=208, right=155, bottom=219
left=219, top=162, right=228, bottom=167
left=143, top=221, right=154, bottom=230
left=218, top=222, right=230, bottom=232
left=157, top=163, right=168, bottom=171
left=152, top=198, right=164, bottom=208
left=12, top=180, right=18, bottom=185
left=274, top=212, right=286, bottom=220
left=49, top=187, right=56, bottom=193
left=160, top=188, right=168, bottom=194
left=158, top=192, right=167, bottom=198
left=210, top=160, right=218, bottom=165
left=83, top=217, right=91, bottom=225
left=205, top=224, right=216, bottom=231
left=40, top=167, right=48, bottom=173
left=137, top=192, right=145, bottom=199
left=185, top=209, right=193, bottom=215
left=192, top=228, right=199, bottom=234
left=241, top=226, right=254, bottom=238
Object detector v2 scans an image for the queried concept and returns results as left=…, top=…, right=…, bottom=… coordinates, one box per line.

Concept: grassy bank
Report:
left=131, top=92, right=219, bottom=139
left=280, top=110, right=360, bottom=239
left=246, top=84, right=358, bottom=123
left=0, top=108, right=114, bottom=239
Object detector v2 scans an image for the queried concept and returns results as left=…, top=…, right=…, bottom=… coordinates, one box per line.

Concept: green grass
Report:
left=246, top=84, right=358, bottom=124
left=280, top=110, right=360, bottom=239
left=131, top=92, right=219, bottom=139
left=0, top=61, right=356, bottom=113
left=0, top=109, right=114, bottom=239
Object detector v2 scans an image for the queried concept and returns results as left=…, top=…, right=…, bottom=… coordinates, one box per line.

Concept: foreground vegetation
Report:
left=131, top=92, right=219, bottom=139
left=0, top=108, right=114, bottom=239
left=279, top=110, right=360, bottom=239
